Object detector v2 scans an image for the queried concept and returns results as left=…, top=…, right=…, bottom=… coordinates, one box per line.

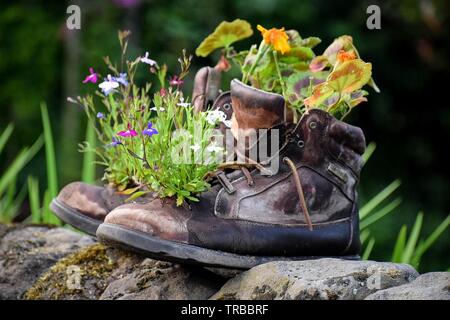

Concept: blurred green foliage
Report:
left=0, top=0, right=448, bottom=271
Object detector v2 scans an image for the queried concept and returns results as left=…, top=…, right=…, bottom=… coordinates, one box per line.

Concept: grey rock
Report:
left=0, top=224, right=94, bottom=299
left=211, top=258, right=419, bottom=300
left=100, top=258, right=226, bottom=300
left=365, top=272, right=450, bottom=300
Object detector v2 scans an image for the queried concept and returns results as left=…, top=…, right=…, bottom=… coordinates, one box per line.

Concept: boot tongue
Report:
left=230, top=79, right=285, bottom=138
left=229, top=79, right=286, bottom=162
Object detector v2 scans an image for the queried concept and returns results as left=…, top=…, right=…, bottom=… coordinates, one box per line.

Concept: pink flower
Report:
left=82, top=67, right=98, bottom=84
left=117, top=124, right=138, bottom=137
left=169, top=75, right=184, bottom=87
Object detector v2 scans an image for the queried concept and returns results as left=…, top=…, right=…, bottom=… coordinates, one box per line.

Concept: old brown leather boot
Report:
left=50, top=182, right=146, bottom=236
left=97, top=79, right=366, bottom=269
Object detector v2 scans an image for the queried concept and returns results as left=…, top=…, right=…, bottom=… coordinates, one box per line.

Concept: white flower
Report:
left=98, top=75, right=119, bottom=95
left=177, top=97, right=191, bottom=108
left=140, top=52, right=157, bottom=66
left=150, top=106, right=166, bottom=112
left=206, top=142, right=223, bottom=153
left=190, top=144, right=201, bottom=152
left=205, top=110, right=227, bottom=125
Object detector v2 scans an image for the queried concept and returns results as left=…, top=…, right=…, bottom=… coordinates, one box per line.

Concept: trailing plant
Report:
left=196, top=19, right=379, bottom=121
left=70, top=31, right=226, bottom=205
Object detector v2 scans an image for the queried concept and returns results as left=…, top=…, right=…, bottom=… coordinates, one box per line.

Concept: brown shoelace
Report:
left=283, top=157, right=313, bottom=231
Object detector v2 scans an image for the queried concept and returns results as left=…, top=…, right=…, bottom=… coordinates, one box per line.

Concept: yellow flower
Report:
left=257, top=24, right=291, bottom=54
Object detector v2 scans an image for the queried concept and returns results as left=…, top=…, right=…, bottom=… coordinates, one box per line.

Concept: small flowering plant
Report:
left=70, top=31, right=224, bottom=205
left=196, top=19, right=379, bottom=121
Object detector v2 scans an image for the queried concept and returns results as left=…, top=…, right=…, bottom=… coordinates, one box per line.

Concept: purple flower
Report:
left=82, top=67, right=98, bottom=84
left=143, top=122, right=158, bottom=137
left=107, top=137, right=122, bottom=147
left=99, top=75, right=119, bottom=95
left=97, top=112, right=105, bottom=119
left=112, top=73, right=129, bottom=86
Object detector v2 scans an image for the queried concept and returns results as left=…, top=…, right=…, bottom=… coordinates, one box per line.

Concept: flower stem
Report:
left=272, top=50, right=291, bottom=122
left=242, top=43, right=269, bottom=85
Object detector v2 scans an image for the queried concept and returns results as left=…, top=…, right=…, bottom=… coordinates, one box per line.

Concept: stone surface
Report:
left=100, top=259, right=225, bottom=300
left=25, top=242, right=225, bottom=300
left=365, top=272, right=450, bottom=300
left=211, top=258, right=419, bottom=300
left=0, top=224, right=94, bottom=299
left=3, top=223, right=449, bottom=300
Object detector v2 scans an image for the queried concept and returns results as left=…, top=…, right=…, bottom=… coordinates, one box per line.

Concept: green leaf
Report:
left=360, top=197, right=402, bottom=230
left=0, top=136, right=43, bottom=196
left=360, top=179, right=401, bottom=219
left=28, top=176, right=41, bottom=224
left=327, top=59, right=372, bottom=93
left=41, top=102, right=58, bottom=199
left=0, top=123, right=14, bottom=155
left=196, top=19, right=253, bottom=57
left=125, top=191, right=150, bottom=203
left=117, top=186, right=141, bottom=195
left=362, top=142, right=377, bottom=164
left=82, top=123, right=96, bottom=184
left=391, top=225, right=407, bottom=263
left=401, top=212, right=423, bottom=264
left=411, top=214, right=450, bottom=267
left=362, top=238, right=375, bottom=260
left=300, top=37, right=321, bottom=49
left=360, top=229, right=371, bottom=245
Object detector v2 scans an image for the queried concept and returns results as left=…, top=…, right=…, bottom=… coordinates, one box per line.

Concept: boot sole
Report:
left=50, top=198, right=101, bottom=236
left=97, top=223, right=360, bottom=270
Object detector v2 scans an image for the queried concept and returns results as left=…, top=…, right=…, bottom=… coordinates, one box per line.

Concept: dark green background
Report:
left=0, top=0, right=448, bottom=271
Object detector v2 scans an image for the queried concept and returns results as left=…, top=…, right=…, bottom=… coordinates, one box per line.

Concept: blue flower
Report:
left=113, top=73, right=129, bottom=86
left=97, top=112, right=105, bottom=119
left=107, top=137, right=122, bottom=147
left=143, top=122, right=158, bottom=137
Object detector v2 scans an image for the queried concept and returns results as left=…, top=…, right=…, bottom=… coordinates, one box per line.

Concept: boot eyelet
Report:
left=297, top=140, right=305, bottom=148
left=223, top=103, right=231, bottom=111
left=309, top=121, right=317, bottom=129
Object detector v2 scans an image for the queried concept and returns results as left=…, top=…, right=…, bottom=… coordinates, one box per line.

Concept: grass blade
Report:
left=28, top=176, right=41, bottom=223
left=0, top=123, right=14, bottom=155
left=81, top=123, right=96, bottom=184
left=360, top=197, right=402, bottom=229
left=360, top=179, right=401, bottom=219
left=401, top=212, right=423, bottom=264
left=41, top=102, right=58, bottom=198
left=360, top=229, right=371, bottom=245
left=411, top=214, right=450, bottom=267
left=362, top=238, right=375, bottom=260
left=362, top=142, right=376, bottom=164
left=391, top=225, right=407, bottom=262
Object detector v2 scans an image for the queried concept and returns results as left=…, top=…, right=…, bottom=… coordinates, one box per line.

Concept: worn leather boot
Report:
left=51, top=67, right=227, bottom=236
left=97, top=79, right=366, bottom=269
left=50, top=182, right=150, bottom=236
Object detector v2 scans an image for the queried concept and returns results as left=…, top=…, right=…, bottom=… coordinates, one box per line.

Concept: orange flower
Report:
left=337, top=50, right=357, bottom=63
left=257, top=24, right=291, bottom=54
